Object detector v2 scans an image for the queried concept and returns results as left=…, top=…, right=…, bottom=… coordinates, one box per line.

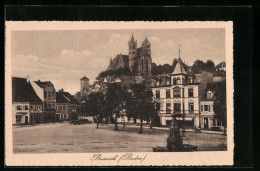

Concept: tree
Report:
left=127, top=83, right=154, bottom=133
left=105, top=83, right=127, bottom=131
left=213, top=81, right=227, bottom=135
left=83, top=92, right=105, bottom=129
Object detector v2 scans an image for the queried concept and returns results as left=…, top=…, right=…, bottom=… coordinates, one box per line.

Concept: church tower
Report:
left=139, top=37, right=152, bottom=75
left=128, top=34, right=137, bottom=72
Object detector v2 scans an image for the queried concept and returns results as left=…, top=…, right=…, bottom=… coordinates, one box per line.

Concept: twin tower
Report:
left=128, top=34, right=152, bottom=76
left=108, top=34, right=152, bottom=76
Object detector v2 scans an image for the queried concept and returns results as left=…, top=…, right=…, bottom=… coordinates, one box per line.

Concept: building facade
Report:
left=107, top=35, right=152, bottom=76
left=12, top=77, right=43, bottom=124
left=56, top=91, right=70, bottom=121
left=32, top=80, right=56, bottom=122
left=151, top=58, right=200, bottom=127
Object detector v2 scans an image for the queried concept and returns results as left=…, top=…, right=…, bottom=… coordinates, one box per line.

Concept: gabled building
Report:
left=12, top=77, right=43, bottom=124
left=62, top=91, right=80, bottom=120
left=31, top=80, right=56, bottom=123
left=151, top=58, right=200, bottom=127
left=56, top=91, right=70, bottom=121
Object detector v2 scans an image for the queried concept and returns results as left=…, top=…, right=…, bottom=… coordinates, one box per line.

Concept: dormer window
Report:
left=207, top=91, right=213, bottom=99
left=156, top=80, right=160, bottom=86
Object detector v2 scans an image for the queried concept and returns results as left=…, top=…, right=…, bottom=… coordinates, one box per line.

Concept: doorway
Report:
left=25, top=116, right=29, bottom=124
left=204, top=118, right=208, bottom=129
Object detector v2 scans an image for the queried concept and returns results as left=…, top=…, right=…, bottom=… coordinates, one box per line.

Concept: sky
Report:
left=11, top=28, right=226, bottom=94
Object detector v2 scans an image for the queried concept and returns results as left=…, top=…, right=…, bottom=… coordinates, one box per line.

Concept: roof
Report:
left=34, top=81, right=53, bottom=88
left=63, top=92, right=79, bottom=104
left=215, top=62, right=226, bottom=69
left=130, top=34, right=135, bottom=42
left=12, top=77, right=42, bottom=103
left=201, top=81, right=226, bottom=100
left=172, top=58, right=187, bottom=75
left=80, top=76, right=89, bottom=81
left=56, top=92, right=70, bottom=103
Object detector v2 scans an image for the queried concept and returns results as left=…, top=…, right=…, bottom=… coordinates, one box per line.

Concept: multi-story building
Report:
left=62, top=90, right=80, bottom=120
left=151, top=58, right=200, bottom=127
left=12, top=77, right=43, bottom=124
left=56, top=91, right=70, bottom=121
left=31, top=80, right=56, bottom=122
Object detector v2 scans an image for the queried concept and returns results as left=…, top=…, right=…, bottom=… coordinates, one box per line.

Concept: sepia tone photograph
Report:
left=5, top=21, right=233, bottom=166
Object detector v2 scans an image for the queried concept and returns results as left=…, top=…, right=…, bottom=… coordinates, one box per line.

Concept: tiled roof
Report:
left=56, top=92, right=70, bottom=103
left=12, top=77, right=42, bottom=103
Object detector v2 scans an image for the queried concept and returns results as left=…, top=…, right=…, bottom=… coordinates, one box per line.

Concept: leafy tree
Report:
left=83, top=92, right=105, bottom=129
left=127, top=83, right=154, bottom=133
left=213, top=81, right=227, bottom=135
left=191, top=60, right=205, bottom=74
left=106, top=83, right=127, bottom=131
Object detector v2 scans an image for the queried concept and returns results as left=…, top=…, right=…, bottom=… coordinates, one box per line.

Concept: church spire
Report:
left=178, top=44, right=181, bottom=59
left=130, top=34, right=135, bottom=42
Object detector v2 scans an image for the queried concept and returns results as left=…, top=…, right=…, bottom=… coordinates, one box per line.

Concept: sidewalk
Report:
left=117, top=124, right=225, bottom=135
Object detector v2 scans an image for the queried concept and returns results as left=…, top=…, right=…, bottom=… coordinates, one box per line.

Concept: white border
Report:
left=5, top=21, right=233, bottom=166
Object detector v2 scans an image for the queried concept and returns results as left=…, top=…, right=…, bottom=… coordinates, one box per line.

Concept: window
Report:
left=48, top=92, right=51, bottom=99
left=201, top=105, right=203, bottom=111
left=156, top=103, right=161, bottom=110
left=52, top=102, right=55, bottom=109
left=204, top=105, right=208, bottom=111
left=166, top=102, right=171, bottom=114
left=174, top=103, right=181, bottom=112
left=17, top=105, right=22, bottom=110
left=16, top=115, right=22, bottom=123
left=182, top=88, right=184, bottom=98
left=207, top=92, right=212, bottom=99
left=189, top=77, right=193, bottom=83
left=166, top=90, right=171, bottom=98
left=173, top=88, right=180, bottom=98
left=60, top=106, right=63, bottom=110
left=44, top=92, right=47, bottom=98
left=24, top=105, right=28, bottom=110
left=156, top=90, right=160, bottom=99
left=188, top=88, right=194, bottom=97
left=156, top=81, right=160, bottom=86
left=167, top=79, right=170, bottom=85
left=37, top=105, right=41, bottom=110
left=48, top=102, right=51, bottom=109
left=177, top=77, right=181, bottom=84
left=173, top=78, right=177, bottom=85
left=146, top=59, right=149, bottom=71
left=30, top=105, right=34, bottom=110
left=189, top=102, right=194, bottom=113
left=52, top=92, right=55, bottom=99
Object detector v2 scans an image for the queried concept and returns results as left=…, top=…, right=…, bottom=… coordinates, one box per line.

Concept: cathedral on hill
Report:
left=107, top=35, right=152, bottom=76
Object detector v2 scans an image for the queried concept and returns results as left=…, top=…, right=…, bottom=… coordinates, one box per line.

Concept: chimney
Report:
left=61, top=89, right=63, bottom=92
left=26, top=76, right=30, bottom=83
left=38, top=79, right=40, bottom=82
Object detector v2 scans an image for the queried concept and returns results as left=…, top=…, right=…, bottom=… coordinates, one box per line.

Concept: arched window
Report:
left=173, top=78, right=177, bottom=85
left=146, top=59, right=149, bottom=71
left=177, top=77, right=181, bottom=84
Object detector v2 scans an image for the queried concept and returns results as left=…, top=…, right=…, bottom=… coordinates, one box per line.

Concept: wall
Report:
left=12, top=102, right=30, bottom=124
